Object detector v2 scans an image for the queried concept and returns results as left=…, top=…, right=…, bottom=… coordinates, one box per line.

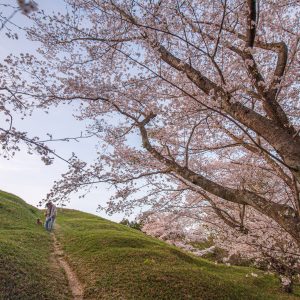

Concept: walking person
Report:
left=45, top=201, right=57, bottom=231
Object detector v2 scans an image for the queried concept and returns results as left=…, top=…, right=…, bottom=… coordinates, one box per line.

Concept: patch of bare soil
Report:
left=51, top=234, right=84, bottom=300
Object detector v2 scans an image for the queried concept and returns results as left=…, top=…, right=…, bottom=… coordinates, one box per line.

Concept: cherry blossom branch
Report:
left=137, top=113, right=299, bottom=234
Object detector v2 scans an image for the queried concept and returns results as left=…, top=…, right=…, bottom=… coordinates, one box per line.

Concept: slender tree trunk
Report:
left=280, top=275, right=293, bottom=293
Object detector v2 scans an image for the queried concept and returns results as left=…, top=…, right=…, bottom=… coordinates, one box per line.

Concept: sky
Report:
left=0, top=0, right=129, bottom=222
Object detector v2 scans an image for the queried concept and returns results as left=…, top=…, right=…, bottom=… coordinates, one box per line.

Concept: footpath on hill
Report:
left=0, top=191, right=71, bottom=299
left=51, top=232, right=84, bottom=300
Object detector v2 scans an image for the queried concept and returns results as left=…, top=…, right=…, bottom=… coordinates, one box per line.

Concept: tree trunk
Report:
left=280, top=275, right=293, bottom=293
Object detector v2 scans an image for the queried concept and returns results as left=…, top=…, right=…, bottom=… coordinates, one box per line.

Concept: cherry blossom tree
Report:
left=140, top=180, right=300, bottom=292
left=141, top=211, right=189, bottom=241
left=1, top=0, right=300, bottom=288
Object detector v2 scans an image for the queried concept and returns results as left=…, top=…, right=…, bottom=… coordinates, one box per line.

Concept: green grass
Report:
left=1, top=191, right=300, bottom=299
left=0, top=190, right=71, bottom=300
left=56, top=209, right=300, bottom=300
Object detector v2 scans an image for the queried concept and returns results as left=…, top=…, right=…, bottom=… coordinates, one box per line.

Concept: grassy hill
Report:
left=0, top=190, right=71, bottom=299
left=1, top=191, right=299, bottom=300
left=56, top=210, right=300, bottom=300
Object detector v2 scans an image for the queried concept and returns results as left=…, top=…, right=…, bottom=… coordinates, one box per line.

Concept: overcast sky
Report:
left=0, top=0, right=132, bottom=222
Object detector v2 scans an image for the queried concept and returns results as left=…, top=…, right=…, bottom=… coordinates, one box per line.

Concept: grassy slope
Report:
left=56, top=209, right=300, bottom=300
left=0, top=191, right=71, bottom=300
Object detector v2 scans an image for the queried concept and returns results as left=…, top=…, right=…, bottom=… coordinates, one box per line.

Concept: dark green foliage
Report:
left=120, top=218, right=143, bottom=231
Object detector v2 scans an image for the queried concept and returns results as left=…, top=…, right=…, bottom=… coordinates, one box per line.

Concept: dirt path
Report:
left=51, top=233, right=84, bottom=300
